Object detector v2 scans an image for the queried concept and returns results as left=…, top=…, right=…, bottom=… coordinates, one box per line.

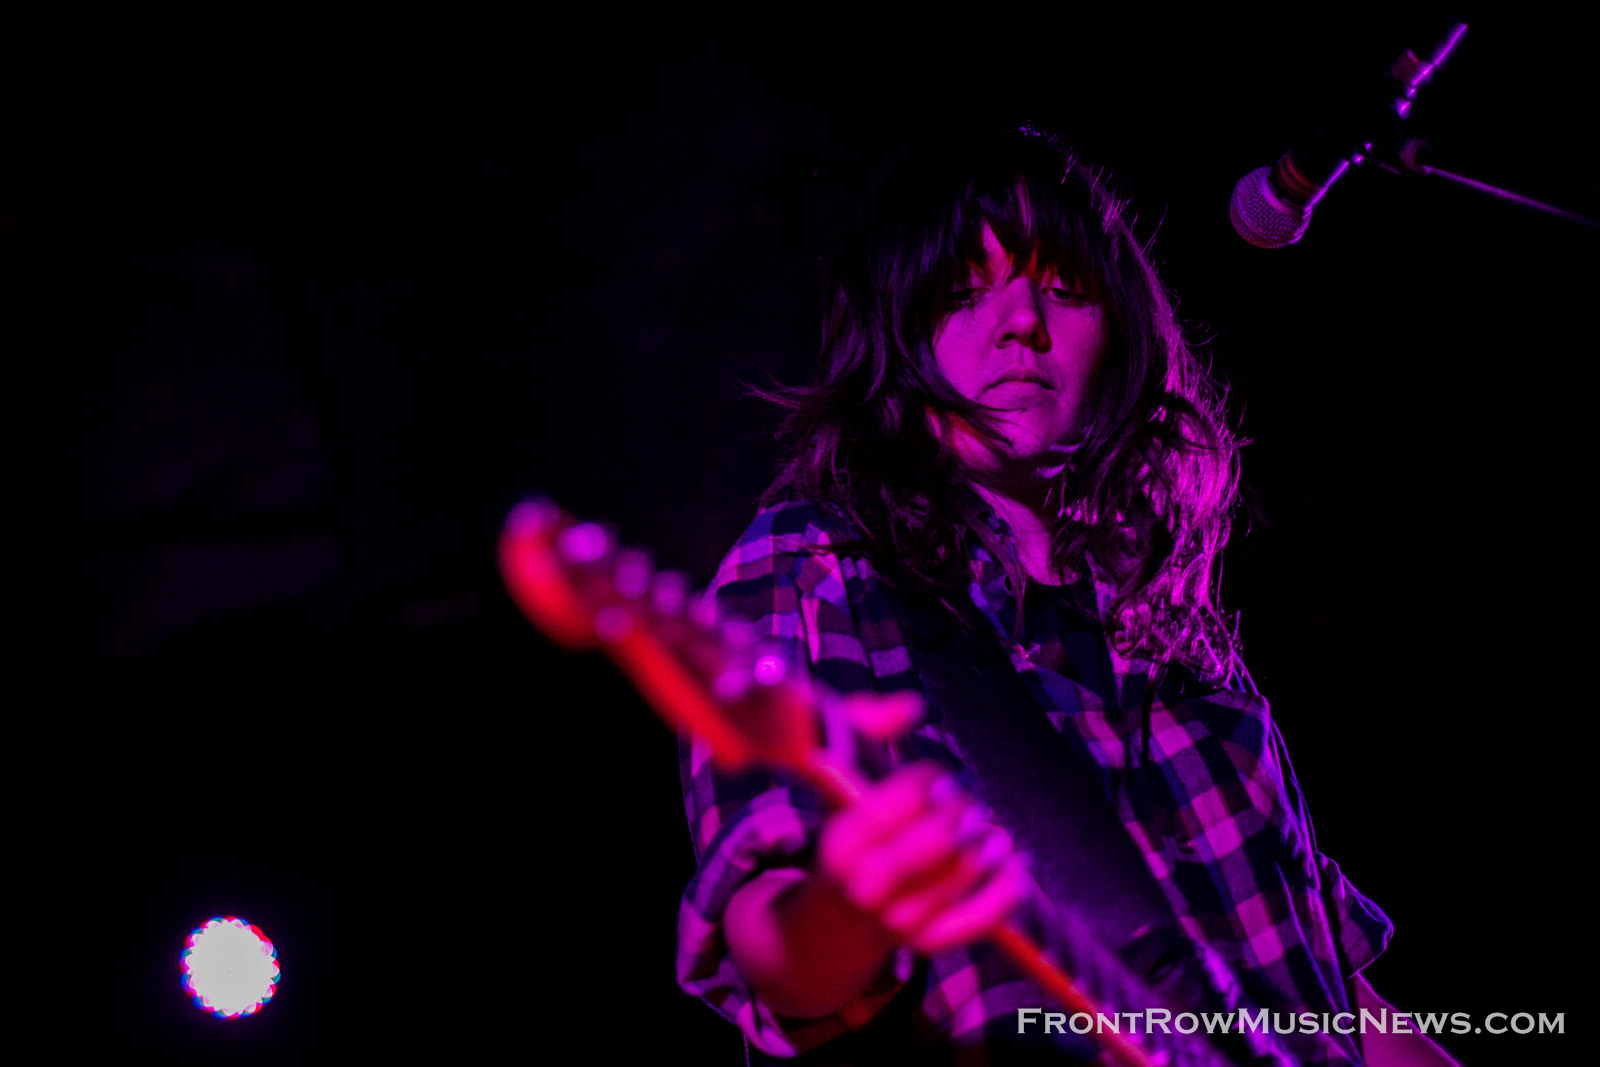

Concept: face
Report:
left=931, top=224, right=1110, bottom=476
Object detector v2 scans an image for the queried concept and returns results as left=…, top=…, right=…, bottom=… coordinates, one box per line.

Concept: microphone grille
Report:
left=1229, top=166, right=1311, bottom=249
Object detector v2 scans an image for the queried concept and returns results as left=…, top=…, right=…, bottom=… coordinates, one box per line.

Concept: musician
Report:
left=676, top=127, right=1457, bottom=1065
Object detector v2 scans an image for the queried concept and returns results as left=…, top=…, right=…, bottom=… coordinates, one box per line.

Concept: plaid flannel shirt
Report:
left=677, top=500, right=1392, bottom=1065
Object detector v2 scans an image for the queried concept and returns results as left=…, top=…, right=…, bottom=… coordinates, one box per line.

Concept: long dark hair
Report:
left=762, top=127, right=1241, bottom=675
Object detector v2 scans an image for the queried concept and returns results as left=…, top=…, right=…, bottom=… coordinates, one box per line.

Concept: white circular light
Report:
left=179, top=916, right=281, bottom=1019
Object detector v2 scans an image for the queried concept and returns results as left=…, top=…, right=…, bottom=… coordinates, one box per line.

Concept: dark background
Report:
left=18, top=10, right=1592, bottom=1063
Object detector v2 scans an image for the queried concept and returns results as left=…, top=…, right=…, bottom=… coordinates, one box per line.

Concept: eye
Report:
left=945, top=288, right=983, bottom=309
left=1048, top=286, right=1091, bottom=304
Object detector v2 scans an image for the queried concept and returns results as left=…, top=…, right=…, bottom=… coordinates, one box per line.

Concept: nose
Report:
left=994, top=278, right=1051, bottom=352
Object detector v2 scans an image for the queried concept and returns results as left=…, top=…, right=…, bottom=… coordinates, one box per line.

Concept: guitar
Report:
left=498, top=498, right=1278, bottom=1067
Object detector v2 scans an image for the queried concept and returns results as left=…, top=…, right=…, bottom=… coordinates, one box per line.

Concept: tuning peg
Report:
left=689, top=591, right=720, bottom=630
left=650, top=570, right=690, bottom=615
left=711, top=663, right=753, bottom=703
left=613, top=549, right=653, bottom=600
left=506, top=497, right=564, bottom=537
left=751, top=648, right=790, bottom=687
left=712, top=627, right=794, bottom=700
left=557, top=521, right=613, bottom=566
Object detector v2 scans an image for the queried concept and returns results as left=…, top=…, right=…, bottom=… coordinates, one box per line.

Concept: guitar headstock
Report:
left=498, top=498, right=823, bottom=780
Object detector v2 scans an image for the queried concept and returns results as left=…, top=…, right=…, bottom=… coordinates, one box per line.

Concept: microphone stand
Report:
left=1231, top=21, right=1599, bottom=244
left=1370, top=138, right=1600, bottom=231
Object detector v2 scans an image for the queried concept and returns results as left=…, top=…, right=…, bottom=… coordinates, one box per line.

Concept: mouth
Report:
left=986, top=371, right=1052, bottom=391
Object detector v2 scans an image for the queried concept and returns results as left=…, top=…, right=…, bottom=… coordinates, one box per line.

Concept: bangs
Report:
left=856, top=127, right=1128, bottom=350
left=949, top=170, right=1101, bottom=288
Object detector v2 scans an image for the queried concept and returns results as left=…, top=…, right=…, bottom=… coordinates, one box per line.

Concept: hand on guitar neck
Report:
left=723, top=693, right=1032, bottom=1020
left=498, top=499, right=1169, bottom=1067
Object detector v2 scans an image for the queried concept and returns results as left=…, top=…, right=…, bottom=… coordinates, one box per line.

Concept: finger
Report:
left=879, top=819, right=1009, bottom=939
left=840, top=690, right=925, bottom=740
left=861, top=786, right=994, bottom=900
left=909, top=849, right=1031, bottom=955
left=844, top=793, right=980, bottom=910
left=818, top=763, right=949, bottom=872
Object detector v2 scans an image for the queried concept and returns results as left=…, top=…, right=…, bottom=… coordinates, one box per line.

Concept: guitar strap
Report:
left=881, top=581, right=1255, bottom=1042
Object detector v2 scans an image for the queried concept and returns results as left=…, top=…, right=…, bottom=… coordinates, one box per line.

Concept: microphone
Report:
left=1229, top=22, right=1469, bottom=248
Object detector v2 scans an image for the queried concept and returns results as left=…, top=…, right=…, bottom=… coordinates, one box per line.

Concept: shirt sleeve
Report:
left=1270, top=722, right=1394, bottom=980
left=674, top=502, right=914, bottom=1057
left=1205, top=658, right=1393, bottom=985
